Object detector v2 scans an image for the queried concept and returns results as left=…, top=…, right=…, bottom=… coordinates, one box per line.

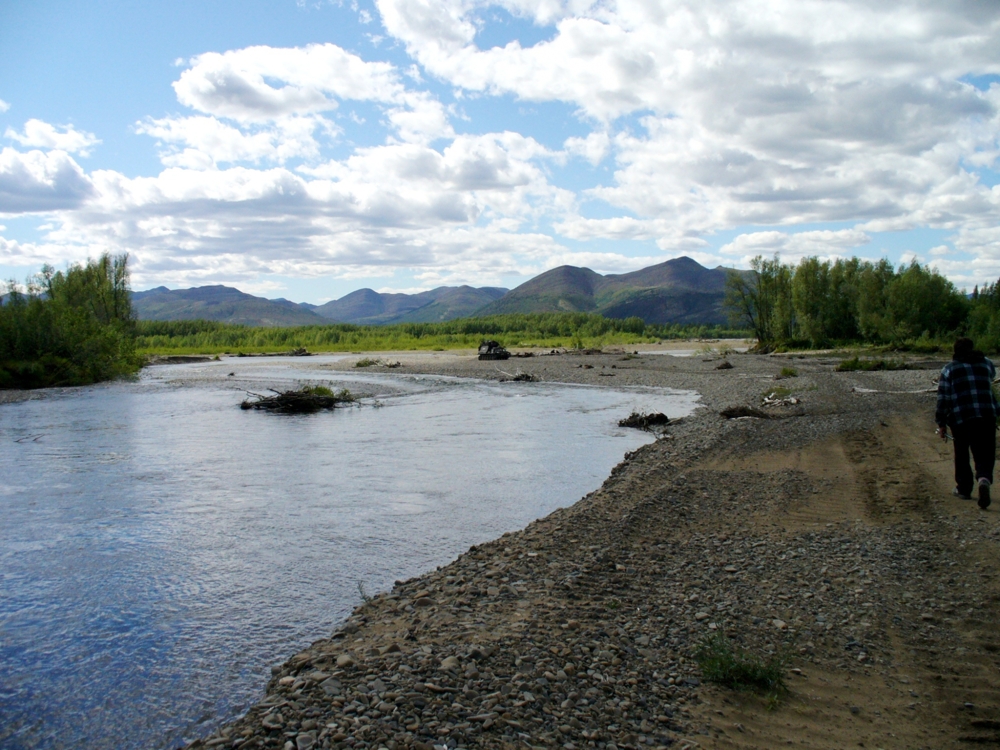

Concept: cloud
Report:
left=0, top=99, right=9, bottom=113
left=374, top=0, right=1000, bottom=246
left=0, top=148, right=95, bottom=213
left=174, top=43, right=404, bottom=122
left=717, top=229, right=873, bottom=265
left=5, top=119, right=101, bottom=156
left=24, top=130, right=574, bottom=287
left=135, top=114, right=333, bottom=167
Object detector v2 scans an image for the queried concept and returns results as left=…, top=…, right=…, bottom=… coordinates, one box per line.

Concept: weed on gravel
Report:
left=695, top=632, right=787, bottom=695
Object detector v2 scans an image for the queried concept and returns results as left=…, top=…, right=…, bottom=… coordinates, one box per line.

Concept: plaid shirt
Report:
left=936, top=356, right=999, bottom=427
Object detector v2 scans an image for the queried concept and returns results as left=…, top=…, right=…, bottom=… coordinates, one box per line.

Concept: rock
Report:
left=296, top=733, right=316, bottom=750
left=414, top=597, right=435, bottom=607
left=440, top=656, right=460, bottom=671
left=336, top=654, right=355, bottom=668
left=694, top=611, right=710, bottom=621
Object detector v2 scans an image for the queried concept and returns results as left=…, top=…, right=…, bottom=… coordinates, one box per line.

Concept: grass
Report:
left=779, top=366, right=798, bottom=377
left=355, top=357, right=379, bottom=367
left=835, top=356, right=910, bottom=372
left=695, top=632, right=787, bottom=696
left=134, top=316, right=751, bottom=356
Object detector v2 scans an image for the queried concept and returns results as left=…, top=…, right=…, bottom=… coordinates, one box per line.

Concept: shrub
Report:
left=835, top=357, right=909, bottom=372
left=695, top=632, right=786, bottom=694
left=779, top=367, right=798, bottom=377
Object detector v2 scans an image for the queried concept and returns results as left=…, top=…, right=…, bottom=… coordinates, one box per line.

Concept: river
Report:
left=0, top=357, right=699, bottom=749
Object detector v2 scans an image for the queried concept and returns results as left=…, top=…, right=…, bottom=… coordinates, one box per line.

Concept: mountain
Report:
left=130, top=257, right=736, bottom=327
left=311, top=285, right=507, bottom=324
left=131, top=284, right=508, bottom=327
left=475, top=256, right=736, bottom=324
left=132, top=286, right=327, bottom=327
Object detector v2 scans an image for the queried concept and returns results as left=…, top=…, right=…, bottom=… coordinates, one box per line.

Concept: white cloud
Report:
left=135, top=114, right=333, bottom=167
left=374, top=0, right=1000, bottom=250
left=0, top=99, right=9, bottom=113
left=718, top=229, right=873, bottom=266
left=174, top=43, right=405, bottom=122
left=563, top=131, right=609, bottom=165
left=5, top=119, right=101, bottom=156
left=0, top=148, right=95, bottom=213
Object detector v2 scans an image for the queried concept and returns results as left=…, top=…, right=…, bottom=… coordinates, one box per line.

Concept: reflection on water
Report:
left=0, top=358, right=699, bottom=750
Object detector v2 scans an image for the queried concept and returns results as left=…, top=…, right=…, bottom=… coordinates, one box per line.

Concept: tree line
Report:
left=724, top=255, right=984, bottom=349
left=0, top=254, right=143, bottom=388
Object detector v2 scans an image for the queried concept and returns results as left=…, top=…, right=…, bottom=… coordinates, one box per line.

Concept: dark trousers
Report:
left=952, top=417, right=997, bottom=495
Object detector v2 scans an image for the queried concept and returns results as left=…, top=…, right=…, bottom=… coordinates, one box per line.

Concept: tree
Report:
left=725, top=254, right=789, bottom=347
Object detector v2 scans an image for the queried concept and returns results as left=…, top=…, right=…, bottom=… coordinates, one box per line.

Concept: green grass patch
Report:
left=134, top=315, right=751, bottom=355
left=355, top=357, right=379, bottom=368
left=835, top=357, right=910, bottom=372
left=779, top=366, right=798, bottom=377
left=695, top=632, right=787, bottom=695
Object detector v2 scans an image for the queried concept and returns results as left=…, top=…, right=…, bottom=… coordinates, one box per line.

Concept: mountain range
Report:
left=132, top=256, right=738, bottom=327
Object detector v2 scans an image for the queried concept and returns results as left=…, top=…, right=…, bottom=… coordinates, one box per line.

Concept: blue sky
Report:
left=1, top=0, right=999, bottom=302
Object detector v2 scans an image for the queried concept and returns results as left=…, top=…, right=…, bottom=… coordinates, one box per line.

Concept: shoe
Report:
left=954, top=487, right=972, bottom=500
left=979, top=478, right=991, bottom=509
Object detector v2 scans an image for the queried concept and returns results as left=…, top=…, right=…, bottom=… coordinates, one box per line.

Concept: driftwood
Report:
left=240, top=387, right=352, bottom=414
left=721, top=405, right=805, bottom=419
left=619, top=411, right=670, bottom=430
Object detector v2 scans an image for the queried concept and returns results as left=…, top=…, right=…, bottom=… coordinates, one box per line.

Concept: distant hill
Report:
left=476, top=256, right=736, bottom=324
left=131, top=257, right=738, bottom=327
left=132, top=284, right=508, bottom=327
left=132, top=286, right=327, bottom=327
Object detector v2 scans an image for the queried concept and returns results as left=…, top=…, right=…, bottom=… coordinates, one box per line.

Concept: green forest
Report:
left=0, top=254, right=143, bottom=388
left=134, top=315, right=745, bottom=354
left=725, top=255, right=1000, bottom=351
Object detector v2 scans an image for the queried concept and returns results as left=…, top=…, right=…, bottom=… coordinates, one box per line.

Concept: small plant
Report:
left=606, top=598, right=621, bottom=610
left=301, top=385, right=335, bottom=397
left=695, top=632, right=786, bottom=695
left=355, top=357, right=378, bottom=367
left=836, top=357, right=910, bottom=372
left=765, top=386, right=792, bottom=400
left=779, top=367, right=798, bottom=378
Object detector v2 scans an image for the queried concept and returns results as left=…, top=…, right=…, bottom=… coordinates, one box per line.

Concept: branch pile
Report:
left=240, top=387, right=355, bottom=414
left=618, top=411, right=670, bottom=430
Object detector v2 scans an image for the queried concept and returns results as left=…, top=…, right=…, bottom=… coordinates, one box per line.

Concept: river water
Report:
left=0, top=357, right=699, bottom=750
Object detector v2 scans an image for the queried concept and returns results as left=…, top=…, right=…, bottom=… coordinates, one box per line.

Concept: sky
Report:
left=0, top=0, right=999, bottom=303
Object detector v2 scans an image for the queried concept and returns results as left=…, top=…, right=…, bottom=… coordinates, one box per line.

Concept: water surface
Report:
left=0, top=358, right=699, bottom=750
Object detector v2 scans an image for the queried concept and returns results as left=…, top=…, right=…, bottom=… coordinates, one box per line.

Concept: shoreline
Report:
left=184, top=350, right=1000, bottom=749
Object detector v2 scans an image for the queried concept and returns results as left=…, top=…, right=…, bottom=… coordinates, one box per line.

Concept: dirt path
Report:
left=690, top=415, right=1000, bottom=749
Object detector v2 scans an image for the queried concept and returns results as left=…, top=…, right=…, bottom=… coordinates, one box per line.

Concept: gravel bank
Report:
left=184, top=350, right=1000, bottom=750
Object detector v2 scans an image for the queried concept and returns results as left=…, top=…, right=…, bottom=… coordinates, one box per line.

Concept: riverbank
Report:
left=185, top=350, right=1000, bottom=750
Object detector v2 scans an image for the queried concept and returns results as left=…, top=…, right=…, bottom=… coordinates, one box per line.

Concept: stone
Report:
left=414, top=597, right=435, bottom=607
left=440, top=656, right=461, bottom=671
left=336, top=654, right=356, bottom=668
left=694, top=612, right=710, bottom=621
left=296, top=733, right=316, bottom=750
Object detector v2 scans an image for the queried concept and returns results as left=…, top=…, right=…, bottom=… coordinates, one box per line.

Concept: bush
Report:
left=0, top=254, right=142, bottom=389
left=779, top=367, right=798, bottom=377
left=836, top=357, right=909, bottom=372
left=695, top=632, right=786, bottom=694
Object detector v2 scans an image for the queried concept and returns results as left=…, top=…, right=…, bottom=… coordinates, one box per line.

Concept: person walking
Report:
left=936, top=337, right=999, bottom=509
